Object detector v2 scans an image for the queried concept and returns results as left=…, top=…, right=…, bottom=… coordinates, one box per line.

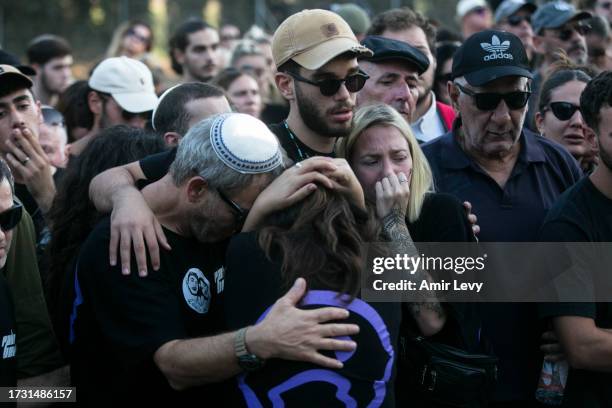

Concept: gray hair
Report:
left=170, top=115, right=285, bottom=192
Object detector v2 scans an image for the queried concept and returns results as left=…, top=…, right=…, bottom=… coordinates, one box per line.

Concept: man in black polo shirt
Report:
left=538, top=71, right=612, bottom=407
left=70, top=113, right=360, bottom=405
left=421, top=30, right=582, bottom=406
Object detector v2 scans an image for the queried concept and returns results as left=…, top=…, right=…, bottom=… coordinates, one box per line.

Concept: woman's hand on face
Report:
left=375, top=171, right=410, bottom=219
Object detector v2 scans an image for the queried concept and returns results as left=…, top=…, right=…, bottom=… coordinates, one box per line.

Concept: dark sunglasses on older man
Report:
left=544, top=102, right=581, bottom=121
left=455, top=83, right=531, bottom=111
left=287, top=70, right=369, bottom=96
left=507, top=15, right=531, bottom=26
left=0, top=202, right=22, bottom=232
left=556, top=23, right=591, bottom=41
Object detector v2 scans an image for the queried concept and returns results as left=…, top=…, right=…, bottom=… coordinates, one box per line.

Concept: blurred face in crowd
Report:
left=535, top=20, right=589, bottom=65
left=0, top=179, right=16, bottom=269
left=497, top=9, right=535, bottom=57
left=233, top=54, right=270, bottom=98
left=350, top=124, right=413, bottom=204
left=435, top=57, right=453, bottom=105
left=98, top=94, right=150, bottom=129
left=595, top=0, right=612, bottom=25
left=536, top=80, right=590, bottom=159
left=381, top=26, right=436, bottom=108
left=0, top=88, right=42, bottom=154
left=462, top=7, right=493, bottom=38
left=175, top=28, right=221, bottom=82
left=39, top=122, right=68, bottom=168
left=40, top=55, right=73, bottom=95
left=450, top=76, right=529, bottom=159
left=220, top=24, right=240, bottom=49
left=357, top=59, right=419, bottom=123
left=593, top=105, right=612, bottom=172
left=121, top=24, right=152, bottom=58
left=283, top=55, right=361, bottom=138
left=227, top=74, right=262, bottom=118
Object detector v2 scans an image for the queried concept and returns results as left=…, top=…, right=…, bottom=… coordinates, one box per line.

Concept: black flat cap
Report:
left=360, top=35, right=430, bottom=75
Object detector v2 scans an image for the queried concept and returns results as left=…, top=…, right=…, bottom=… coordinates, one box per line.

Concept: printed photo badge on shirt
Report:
left=182, top=268, right=211, bottom=314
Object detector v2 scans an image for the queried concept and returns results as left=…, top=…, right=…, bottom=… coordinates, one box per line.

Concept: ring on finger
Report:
left=21, top=156, right=30, bottom=165
left=294, top=162, right=303, bottom=169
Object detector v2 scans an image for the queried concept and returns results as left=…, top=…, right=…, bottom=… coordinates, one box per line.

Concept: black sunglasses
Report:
left=455, top=83, right=531, bottom=111
left=507, top=15, right=531, bottom=27
left=544, top=102, right=581, bottom=121
left=287, top=70, right=369, bottom=96
left=126, top=28, right=150, bottom=44
left=556, top=23, right=591, bottom=42
left=437, top=73, right=453, bottom=83
left=600, top=1, right=612, bottom=10
left=0, top=202, right=22, bottom=232
left=216, top=188, right=249, bottom=227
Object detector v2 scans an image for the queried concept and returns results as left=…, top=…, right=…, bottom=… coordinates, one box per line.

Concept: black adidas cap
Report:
left=451, top=30, right=532, bottom=86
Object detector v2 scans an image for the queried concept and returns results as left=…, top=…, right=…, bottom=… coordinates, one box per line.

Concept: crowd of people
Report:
left=1, top=0, right=612, bottom=406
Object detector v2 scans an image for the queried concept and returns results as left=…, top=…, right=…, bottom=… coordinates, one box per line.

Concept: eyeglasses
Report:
left=455, top=83, right=531, bottom=111
left=287, top=70, right=369, bottom=96
left=543, top=102, right=581, bottom=121
left=555, top=23, right=591, bottom=42
left=216, top=188, right=249, bottom=228
left=507, top=14, right=531, bottom=27
left=0, top=202, right=22, bottom=232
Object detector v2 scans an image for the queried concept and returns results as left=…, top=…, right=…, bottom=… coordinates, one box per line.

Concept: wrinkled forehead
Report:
left=360, top=59, right=419, bottom=78
left=459, top=75, right=530, bottom=92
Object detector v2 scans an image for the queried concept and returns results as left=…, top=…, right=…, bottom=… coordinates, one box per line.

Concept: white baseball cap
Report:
left=89, top=56, right=158, bottom=113
left=457, top=0, right=489, bottom=20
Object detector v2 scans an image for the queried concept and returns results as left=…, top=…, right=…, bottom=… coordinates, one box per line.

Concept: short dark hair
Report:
left=56, top=80, right=95, bottom=142
left=26, top=34, right=72, bottom=66
left=153, top=82, right=225, bottom=135
left=580, top=71, right=612, bottom=132
left=368, top=8, right=437, bottom=54
left=0, top=159, right=14, bottom=195
left=169, top=18, right=214, bottom=75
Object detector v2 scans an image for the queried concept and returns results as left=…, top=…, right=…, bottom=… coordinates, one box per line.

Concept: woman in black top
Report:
left=224, top=187, right=402, bottom=407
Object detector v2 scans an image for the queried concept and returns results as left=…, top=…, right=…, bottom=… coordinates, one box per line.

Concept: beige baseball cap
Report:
left=272, top=9, right=373, bottom=70
left=0, top=64, right=34, bottom=95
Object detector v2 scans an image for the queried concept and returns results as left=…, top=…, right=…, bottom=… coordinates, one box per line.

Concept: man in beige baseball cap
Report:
left=270, top=9, right=372, bottom=162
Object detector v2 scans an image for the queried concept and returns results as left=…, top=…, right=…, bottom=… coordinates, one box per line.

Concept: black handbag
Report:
left=399, top=335, right=498, bottom=408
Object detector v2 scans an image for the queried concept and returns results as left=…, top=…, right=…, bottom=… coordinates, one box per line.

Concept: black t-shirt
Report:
left=0, top=271, right=17, bottom=388
left=139, top=147, right=177, bottom=183
left=224, top=231, right=400, bottom=407
left=69, top=217, right=227, bottom=405
left=260, top=103, right=289, bottom=125
left=269, top=123, right=336, bottom=163
left=538, top=176, right=612, bottom=408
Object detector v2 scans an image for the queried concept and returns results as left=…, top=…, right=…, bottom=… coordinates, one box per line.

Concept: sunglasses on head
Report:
left=126, top=28, right=150, bottom=44
left=543, top=101, right=581, bottom=121
left=556, top=23, right=591, bottom=41
left=287, top=70, right=369, bottom=96
left=217, top=188, right=249, bottom=228
left=507, top=14, right=531, bottom=27
left=455, top=83, right=531, bottom=111
left=0, top=202, right=22, bottom=232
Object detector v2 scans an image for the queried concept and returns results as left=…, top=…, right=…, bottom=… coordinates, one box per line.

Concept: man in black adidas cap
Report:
left=421, top=30, right=581, bottom=406
left=356, top=35, right=430, bottom=126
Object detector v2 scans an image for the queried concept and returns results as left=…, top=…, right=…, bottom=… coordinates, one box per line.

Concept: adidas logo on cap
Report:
left=481, top=35, right=514, bottom=61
